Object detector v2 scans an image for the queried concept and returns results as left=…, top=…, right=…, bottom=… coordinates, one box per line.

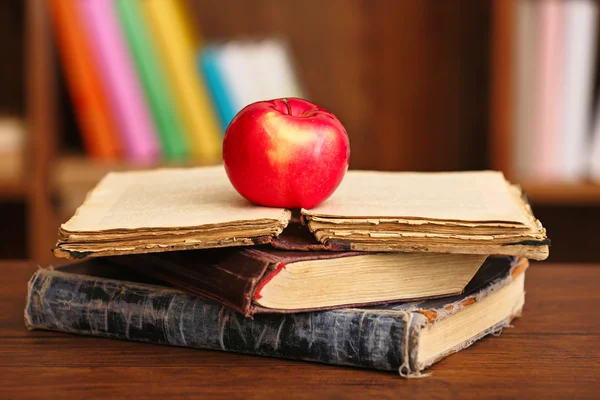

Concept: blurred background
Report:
left=0, top=0, right=598, bottom=263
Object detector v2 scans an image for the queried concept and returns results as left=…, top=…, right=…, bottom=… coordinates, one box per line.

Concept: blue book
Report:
left=198, top=46, right=237, bottom=132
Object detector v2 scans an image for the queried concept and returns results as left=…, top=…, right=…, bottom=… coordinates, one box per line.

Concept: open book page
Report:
left=303, top=170, right=532, bottom=225
left=61, top=166, right=290, bottom=232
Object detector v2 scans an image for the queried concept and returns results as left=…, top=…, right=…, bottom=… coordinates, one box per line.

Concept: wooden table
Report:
left=1, top=262, right=599, bottom=399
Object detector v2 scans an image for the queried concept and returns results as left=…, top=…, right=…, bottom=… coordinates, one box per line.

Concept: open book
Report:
left=302, top=170, right=549, bottom=260
left=54, top=166, right=549, bottom=260
left=54, top=166, right=291, bottom=258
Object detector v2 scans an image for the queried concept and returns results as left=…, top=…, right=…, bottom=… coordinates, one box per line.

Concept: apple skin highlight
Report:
left=223, top=98, right=350, bottom=209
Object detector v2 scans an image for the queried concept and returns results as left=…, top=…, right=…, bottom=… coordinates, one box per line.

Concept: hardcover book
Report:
left=141, top=0, right=222, bottom=163
left=560, top=0, right=597, bottom=181
left=115, top=0, right=189, bottom=162
left=77, top=0, right=160, bottom=164
left=47, top=0, right=121, bottom=160
left=113, top=248, right=488, bottom=316
left=531, top=0, right=564, bottom=182
left=54, top=166, right=549, bottom=260
left=199, top=46, right=237, bottom=131
left=25, top=256, right=528, bottom=377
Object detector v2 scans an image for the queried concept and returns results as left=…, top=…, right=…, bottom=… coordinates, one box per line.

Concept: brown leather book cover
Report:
left=112, top=247, right=362, bottom=317
left=111, top=245, right=488, bottom=317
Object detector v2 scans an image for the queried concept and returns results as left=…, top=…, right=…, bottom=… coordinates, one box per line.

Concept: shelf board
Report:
left=50, top=155, right=600, bottom=207
left=0, top=180, right=29, bottom=199
left=52, top=154, right=214, bottom=186
left=520, top=181, right=600, bottom=206
left=52, top=154, right=221, bottom=217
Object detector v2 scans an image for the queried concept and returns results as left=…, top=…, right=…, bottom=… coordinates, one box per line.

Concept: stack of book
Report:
left=25, top=166, right=549, bottom=377
left=48, top=0, right=303, bottom=165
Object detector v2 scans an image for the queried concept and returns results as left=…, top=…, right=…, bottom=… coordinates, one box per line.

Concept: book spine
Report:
left=512, top=0, right=536, bottom=181
left=115, top=249, right=271, bottom=317
left=198, top=46, right=237, bottom=131
left=141, top=0, right=222, bottom=163
left=490, top=0, right=515, bottom=177
left=257, top=39, right=305, bottom=100
left=531, top=0, right=565, bottom=182
left=560, top=0, right=598, bottom=181
left=218, top=43, right=259, bottom=112
left=47, top=0, right=121, bottom=160
left=78, top=0, right=160, bottom=165
left=25, top=269, right=411, bottom=373
left=115, top=0, right=189, bottom=162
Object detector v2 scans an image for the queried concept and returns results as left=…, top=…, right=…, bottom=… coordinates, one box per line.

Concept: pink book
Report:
left=77, top=0, right=160, bottom=164
left=532, top=0, right=565, bottom=182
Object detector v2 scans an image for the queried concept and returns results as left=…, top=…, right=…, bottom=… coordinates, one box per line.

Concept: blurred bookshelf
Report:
left=0, top=182, right=28, bottom=199
left=1, top=0, right=599, bottom=262
left=520, top=181, right=600, bottom=205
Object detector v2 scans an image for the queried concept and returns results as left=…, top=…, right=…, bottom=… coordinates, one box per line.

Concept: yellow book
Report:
left=141, top=0, right=221, bottom=163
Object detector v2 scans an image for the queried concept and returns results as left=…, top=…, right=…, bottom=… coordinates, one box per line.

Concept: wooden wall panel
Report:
left=0, top=0, right=24, bottom=114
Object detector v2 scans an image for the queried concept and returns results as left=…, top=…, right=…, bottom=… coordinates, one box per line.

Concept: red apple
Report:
left=223, top=98, right=350, bottom=208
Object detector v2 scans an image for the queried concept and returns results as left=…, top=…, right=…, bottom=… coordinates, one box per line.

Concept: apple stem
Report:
left=282, top=98, right=292, bottom=115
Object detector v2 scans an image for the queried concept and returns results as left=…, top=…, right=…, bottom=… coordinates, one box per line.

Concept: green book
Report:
left=116, top=0, right=189, bottom=162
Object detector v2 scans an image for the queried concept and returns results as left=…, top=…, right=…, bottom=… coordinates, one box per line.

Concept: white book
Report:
left=257, top=39, right=305, bottom=100
left=240, top=41, right=269, bottom=105
left=217, top=42, right=261, bottom=112
left=251, top=40, right=283, bottom=101
left=561, top=0, right=598, bottom=181
left=218, top=39, right=305, bottom=115
left=512, top=0, right=538, bottom=180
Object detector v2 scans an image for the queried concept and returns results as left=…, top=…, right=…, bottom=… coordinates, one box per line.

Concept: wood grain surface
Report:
left=1, top=261, right=599, bottom=399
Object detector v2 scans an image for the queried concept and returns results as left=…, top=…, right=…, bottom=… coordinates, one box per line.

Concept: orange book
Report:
left=47, top=0, right=121, bottom=159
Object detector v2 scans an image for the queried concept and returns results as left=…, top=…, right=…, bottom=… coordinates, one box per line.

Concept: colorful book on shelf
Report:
left=77, top=0, right=160, bottom=165
left=591, top=125, right=600, bottom=182
left=214, top=40, right=306, bottom=118
left=560, top=0, right=598, bottom=182
left=25, top=255, right=529, bottom=377
left=141, top=0, right=221, bottom=163
left=113, top=247, right=489, bottom=316
left=115, top=0, right=189, bottom=162
left=490, top=0, right=515, bottom=175
left=254, top=39, right=305, bottom=101
left=499, top=0, right=599, bottom=182
left=591, top=72, right=600, bottom=182
left=198, top=46, right=237, bottom=131
left=46, top=0, right=121, bottom=160
left=217, top=42, right=261, bottom=113
left=531, top=0, right=564, bottom=182
left=52, top=166, right=549, bottom=261
left=512, top=0, right=537, bottom=180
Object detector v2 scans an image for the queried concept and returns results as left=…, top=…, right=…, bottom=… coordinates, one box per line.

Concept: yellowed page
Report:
left=303, top=170, right=532, bottom=225
left=61, top=166, right=290, bottom=232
